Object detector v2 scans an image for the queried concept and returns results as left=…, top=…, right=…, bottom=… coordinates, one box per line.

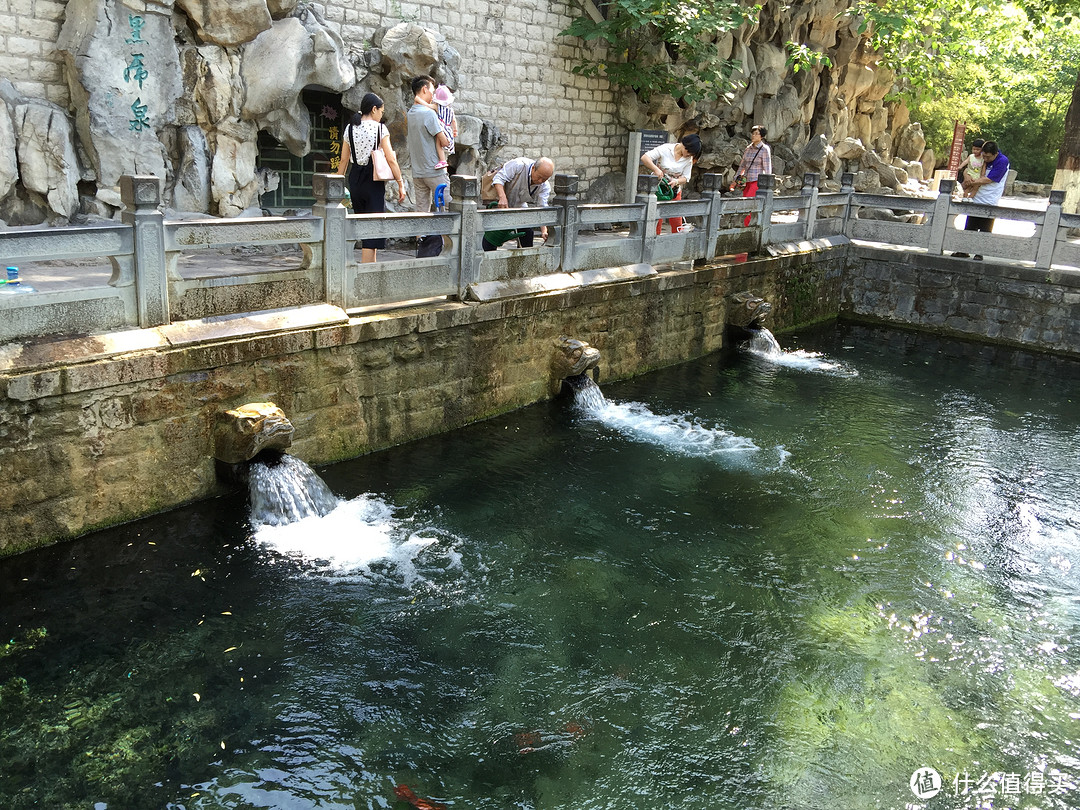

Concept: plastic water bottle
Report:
left=0, top=266, right=35, bottom=294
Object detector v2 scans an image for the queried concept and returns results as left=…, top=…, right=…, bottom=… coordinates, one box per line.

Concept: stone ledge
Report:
left=0, top=328, right=168, bottom=375
left=159, top=304, right=350, bottom=347
left=465, top=273, right=580, bottom=302
left=570, top=263, right=656, bottom=286
left=766, top=235, right=851, bottom=257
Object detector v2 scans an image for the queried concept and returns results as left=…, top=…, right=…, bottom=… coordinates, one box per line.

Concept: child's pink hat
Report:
left=433, top=85, right=454, bottom=105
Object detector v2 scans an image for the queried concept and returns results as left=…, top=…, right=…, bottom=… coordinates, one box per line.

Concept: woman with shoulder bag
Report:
left=732, top=125, right=771, bottom=227
left=336, top=92, right=407, bottom=263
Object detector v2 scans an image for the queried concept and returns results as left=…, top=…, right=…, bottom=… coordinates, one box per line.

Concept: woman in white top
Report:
left=641, top=134, right=702, bottom=235
left=337, top=92, right=406, bottom=263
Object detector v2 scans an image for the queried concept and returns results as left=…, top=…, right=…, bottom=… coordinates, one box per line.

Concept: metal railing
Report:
left=0, top=171, right=1075, bottom=344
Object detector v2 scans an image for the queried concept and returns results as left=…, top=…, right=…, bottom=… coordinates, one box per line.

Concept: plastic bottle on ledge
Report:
left=0, top=266, right=35, bottom=294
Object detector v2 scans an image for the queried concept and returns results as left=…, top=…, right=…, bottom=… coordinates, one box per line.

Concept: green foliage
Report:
left=560, top=0, right=761, bottom=103
left=844, top=0, right=974, bottom=98
left=785, top=41, right=833, bottom=73
left=907, top=20, right=1080, bottom=182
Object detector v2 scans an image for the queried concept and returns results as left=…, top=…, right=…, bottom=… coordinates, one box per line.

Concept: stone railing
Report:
left=0, top=172, right=1075, bottom=344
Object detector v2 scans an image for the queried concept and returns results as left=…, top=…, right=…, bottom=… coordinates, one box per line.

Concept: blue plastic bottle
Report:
left=0, top=266, right=35, bottom=294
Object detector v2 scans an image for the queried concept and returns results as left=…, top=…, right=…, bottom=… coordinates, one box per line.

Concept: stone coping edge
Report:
left=0, top=257, right=778, bottom=402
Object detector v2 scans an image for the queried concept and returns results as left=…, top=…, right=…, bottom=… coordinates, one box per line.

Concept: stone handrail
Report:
left=0, top=172, right=1076, bottom=344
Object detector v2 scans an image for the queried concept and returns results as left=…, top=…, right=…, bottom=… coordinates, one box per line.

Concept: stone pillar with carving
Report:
left=1036, top=189, right=1065, bottom=270
left=450, top=174, right=480, bottom=299
left=928, top=178, right=957, bottom=255
left=634, top=173, right=659, bottom=266
left=120, top=175, right=169, bottom=328
left=840, top=172, right=856, bottom=239
left=756, top=173, right=776, bottom=248
left=700, top=173, right=725, bottom=262
left=312, top=173, right=348, bottom=308
left=551, top=173, right=580, bottom=273
left=802, top=173, right=820, bottom=240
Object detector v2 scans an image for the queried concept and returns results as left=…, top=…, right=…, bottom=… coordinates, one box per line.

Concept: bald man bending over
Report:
left=483, top=156, right=555, bottom=250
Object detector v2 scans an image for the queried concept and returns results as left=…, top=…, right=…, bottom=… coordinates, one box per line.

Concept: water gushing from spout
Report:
left=247, top=453, right=339, bottom=527
left=747, top=327, right=783, bottom=356
left=569, top=375, right=778, bottom=464
left=742, top=327, right=858, bottom=376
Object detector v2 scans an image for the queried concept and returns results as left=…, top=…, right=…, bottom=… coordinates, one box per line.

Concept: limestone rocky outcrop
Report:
left=617, top=0, right=932, bottom=196
left=0, top=80, right=80, bottom=225
left=0, top=0, right=933, bottom=224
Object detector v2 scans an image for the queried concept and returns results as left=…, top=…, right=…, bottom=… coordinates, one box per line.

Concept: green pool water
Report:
left=2, top=323, right=1080, bottom=810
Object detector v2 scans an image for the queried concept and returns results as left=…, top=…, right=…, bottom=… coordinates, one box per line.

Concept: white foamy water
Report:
left=254, top=493, right=460, bottom=582
left=573, top=379, right=786, bottom=466
left=247, top=455, right=459, bottom=580
left=743, top=328, right=858, bottom=376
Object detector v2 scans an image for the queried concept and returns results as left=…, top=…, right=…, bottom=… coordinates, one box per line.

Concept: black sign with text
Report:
left=638, top=129, right=669, bottom=156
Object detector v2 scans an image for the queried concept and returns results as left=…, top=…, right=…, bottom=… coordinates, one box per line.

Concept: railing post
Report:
left=120, top=175, right=169, bottom=328
left=802, top=172, right=820, bottom=240
left=551, top=173, right=580, bottom=272
left=756, top=173, right=776, bottom=249
left=927, top=179, right=956, bottom=256
left=1035, top=189, right=1065, bottom=270
left=840, top=172, right=856, bottom=238
left=450, top=174, right=480, bottom=299
left=700, top=173, right=725, bottom=262
left=633, top=173, right=659, bottom=265
left=312, top=173, right=348, bottom=308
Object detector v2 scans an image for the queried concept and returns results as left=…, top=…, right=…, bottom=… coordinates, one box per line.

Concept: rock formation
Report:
left=0, top=0, right=933, bottom=225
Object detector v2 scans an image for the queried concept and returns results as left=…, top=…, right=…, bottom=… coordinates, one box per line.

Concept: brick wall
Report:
left=0, top=0, right=68, bottom=107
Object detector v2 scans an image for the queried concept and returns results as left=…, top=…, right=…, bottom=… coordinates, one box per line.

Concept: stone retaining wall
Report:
left=842, top=246, right=1080, bottom=357
left=0, top=252, right=842, bottom=556
left=7, top=242, right=1080, bottom=556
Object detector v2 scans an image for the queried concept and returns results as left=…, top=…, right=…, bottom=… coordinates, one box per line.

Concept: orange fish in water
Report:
left=564, top=720, right=587, bottom=739
left=393, top=784, right=447, bottom=810
left=514, top=721, right=590, bottom=754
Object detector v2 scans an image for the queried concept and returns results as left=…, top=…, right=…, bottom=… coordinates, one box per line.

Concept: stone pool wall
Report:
left=0, top=251, right=845, bottom=555
left=843, top=246, right=1080, bottom=357
left=6, top=241, right=1080, bottom=556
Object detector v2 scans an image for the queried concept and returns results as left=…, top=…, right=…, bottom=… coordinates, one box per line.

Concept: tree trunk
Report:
left=1053, top=69, right=1080, bottom=214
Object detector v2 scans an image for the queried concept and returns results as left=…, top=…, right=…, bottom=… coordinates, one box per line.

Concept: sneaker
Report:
left=434, top=160, right=448, bottom=169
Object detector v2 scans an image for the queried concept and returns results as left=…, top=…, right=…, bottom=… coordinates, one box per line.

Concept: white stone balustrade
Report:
left=0, top=171, right=1077, bottom=344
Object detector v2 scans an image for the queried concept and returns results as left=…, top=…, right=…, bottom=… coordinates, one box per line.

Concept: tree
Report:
left=851, top=0, right=1080, bottom=202
left=560, top=0, right=761, bottom=103
left=1056, top=74, right=1080, bottom=211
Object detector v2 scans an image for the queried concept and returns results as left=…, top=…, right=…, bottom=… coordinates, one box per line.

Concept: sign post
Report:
left=625, top=129, right=670, bottom=203
left=947, top=120, right=966, bottom=175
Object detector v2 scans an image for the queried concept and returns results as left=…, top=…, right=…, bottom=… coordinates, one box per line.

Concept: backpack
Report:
left=480, top=165, right=503, bottom=203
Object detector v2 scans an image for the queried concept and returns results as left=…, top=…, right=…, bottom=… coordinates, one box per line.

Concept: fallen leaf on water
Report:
left=223, top=646, right=238, bottom=653
left=193, top=693, right=200, bottom=701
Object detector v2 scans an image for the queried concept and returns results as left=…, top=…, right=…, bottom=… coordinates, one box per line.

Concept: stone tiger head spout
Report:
left=214, top=402, right=295, bottom=464
left=728, top=291, right=773, bottom=329
left=551, top=336, right=601, bottom=395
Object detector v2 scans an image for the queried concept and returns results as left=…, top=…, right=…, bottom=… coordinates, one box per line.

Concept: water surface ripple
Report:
left=2, top=324, right=1080, bottom=810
